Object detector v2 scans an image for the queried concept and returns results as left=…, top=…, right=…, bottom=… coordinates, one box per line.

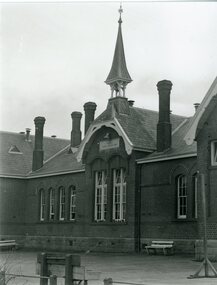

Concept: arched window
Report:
left=113, top=168, right=126, bottom=221
left=176, top=175, right=187, bottom=219
left=192, top=173, right=198, bottom=219
left=69, top=185, right=76, bottom=220
left=39, top=188, right=45, bottom=221
left=49, top=188, right=55, bottom=220
left=59, top=186, right=65, bottom=221
left=95, top=171, right=107, bottom=222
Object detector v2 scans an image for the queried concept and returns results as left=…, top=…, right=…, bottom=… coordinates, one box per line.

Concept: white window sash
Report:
left=113, top=169, right=126, bottom=222
left=177, top=176, right=187, bottom=219
left=95, top=171, right=107, bottom=221
left=211, top=141, right=217, bottom=166
left=59, top=188, right=65, bottom=220
left=70, top=188, right=76, bottom=220
left=49, top=189, right=55, bottom=220
left=40, top=190, right=45, bottom=221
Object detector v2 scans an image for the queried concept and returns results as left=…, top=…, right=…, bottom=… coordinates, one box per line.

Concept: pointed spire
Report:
left=105, top=4, right=132, bottom=98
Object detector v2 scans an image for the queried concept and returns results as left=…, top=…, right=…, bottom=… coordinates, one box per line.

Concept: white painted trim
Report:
left=137, top=153, right=196, bottom=164
left=172, top=119, right=188, bottom=135
left=184, top=77, right=217, bottom=145
left=76, top=119, right=133, bottom=162
left=0, top=169, right=85, bottom=179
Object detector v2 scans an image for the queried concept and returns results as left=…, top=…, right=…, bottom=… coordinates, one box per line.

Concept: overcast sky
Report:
left=1, top=1, right=217, bottom=139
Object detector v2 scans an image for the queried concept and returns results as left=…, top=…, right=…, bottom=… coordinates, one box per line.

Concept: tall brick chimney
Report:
left=32, top=116, right=45, bottom=171
left=83, top=102, right=97, bottom=134
left=156, top=80, right=173, bottom=152
left=71, top=111, right=82, bottom=147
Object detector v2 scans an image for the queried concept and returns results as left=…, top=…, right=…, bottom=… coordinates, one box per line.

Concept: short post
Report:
left=0, top=271, right=6, bottom=285
left=50, top=275, right=57, bottom=285
left=104, top=278, right=113, bottom=285
left=65, top=254, right=73, bottom=285
left=39, top=253, right=48, bottom=285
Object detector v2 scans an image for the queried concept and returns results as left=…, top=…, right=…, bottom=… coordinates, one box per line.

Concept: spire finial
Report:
left=118, top=3, right=123, bottom=24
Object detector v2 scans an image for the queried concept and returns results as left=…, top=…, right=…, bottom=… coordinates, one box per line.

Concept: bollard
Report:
left=0, top=271, right=6, bottom=285
left=65, top=254, right=73, bottom=285
left=39, top=253, right=48, bottom=285
left=50, top=275, right=57, bottom=285
left=104, top=278, right=113, bottom=285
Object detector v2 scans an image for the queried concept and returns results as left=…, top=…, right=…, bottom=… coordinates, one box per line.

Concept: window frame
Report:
left=192, top=174, right=198, bottom=219
left=49, top=188, right=55, bottom=221
left=94, top=170, right=107, bottom=222
left=112, top=168, right=126, bottom=222
left=69, top=186, right=76, bottom=221
left=40, top=189, right=45, bottom=221
left=59, top=187, right=65, bottom=221
left=211, top=140, right=217, bottom=166
left=177, top=175, right=187, bottom=219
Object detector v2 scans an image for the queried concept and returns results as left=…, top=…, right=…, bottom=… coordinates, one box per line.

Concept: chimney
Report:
left=156, top=80, right=173, bottom=152
left=194, top=103, right=200, bottom=112
left=32, top=116, right=45, bottom=171
left=84, top=102, right=97, bottom=134
left=128, top=100, right=135, bottom=107
left=25, top=128, right=31, bottom=141
left=71, top=111, right=82, bottom=147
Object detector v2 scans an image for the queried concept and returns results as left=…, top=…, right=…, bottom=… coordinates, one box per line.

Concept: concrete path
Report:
left=0, top=251, right=217, bottom=284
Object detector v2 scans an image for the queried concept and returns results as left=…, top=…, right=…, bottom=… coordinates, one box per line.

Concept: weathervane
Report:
left=118, top=3, right=123, bottom=23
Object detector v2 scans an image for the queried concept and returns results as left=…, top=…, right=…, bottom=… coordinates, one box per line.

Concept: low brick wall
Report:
left=195, top=240, right=217, bottom=261
left=23, top=236, right=135, bottom=253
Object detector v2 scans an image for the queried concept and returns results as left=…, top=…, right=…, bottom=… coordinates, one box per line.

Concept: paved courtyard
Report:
left=0, top=250, right=217, bottom=285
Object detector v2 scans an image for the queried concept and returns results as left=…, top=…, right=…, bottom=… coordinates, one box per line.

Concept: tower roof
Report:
left=105, top=8, right=132, bottom=86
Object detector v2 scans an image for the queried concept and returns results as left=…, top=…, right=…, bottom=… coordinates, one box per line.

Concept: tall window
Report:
left=192, top=174, right=198, bottom=219
left=113, top=168, right=126, bottom=221
left=211, top=141, right=217, bottom=166
left=49, top=188, right=55, bottom=220
left=40, top=189, right=45, bottom=221
left=95, top=171, right=107, bottom=221
left=69, top=186, right=76, bottom=220
left=59, top=187, right=65, bottom=220
left=177, top=175, right=187, bottom=219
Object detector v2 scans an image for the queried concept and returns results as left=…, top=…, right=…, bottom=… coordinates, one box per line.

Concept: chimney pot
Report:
left=156, top=80, right=173, bottom=152
left=71, top=111, right=82, bottom=147
left=84, top=102, right=97, bottom=134
left=25, top=128, right=31, bottom=141
left=32, top=116, right=45, bottom=171
left=128, top=100, right=135, bottom=107
left=194, top=103, right=200, bottom=112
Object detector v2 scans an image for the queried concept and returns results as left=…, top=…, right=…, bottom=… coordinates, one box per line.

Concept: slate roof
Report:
left=29, top=148, right=84, bottom=177
left=0, top=131, right=70, bottom=177
left=95, top=104, right=187, bottom=151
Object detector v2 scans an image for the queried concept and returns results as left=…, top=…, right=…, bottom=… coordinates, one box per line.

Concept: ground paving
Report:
left=0, top=251, right=217, bottom=285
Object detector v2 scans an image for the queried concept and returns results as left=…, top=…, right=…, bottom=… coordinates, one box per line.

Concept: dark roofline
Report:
left=137, top=152, right=196, bottom=164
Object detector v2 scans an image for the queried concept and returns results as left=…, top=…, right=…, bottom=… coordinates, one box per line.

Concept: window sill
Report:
left=38, top=220, right=76, bottom=224
left=172, top=218, right=197, bottom=223
left=91, top=221, right=127, bottom=226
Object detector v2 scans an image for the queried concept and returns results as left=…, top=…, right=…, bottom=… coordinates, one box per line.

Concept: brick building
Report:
left=0, top=11, right=217, bottom=256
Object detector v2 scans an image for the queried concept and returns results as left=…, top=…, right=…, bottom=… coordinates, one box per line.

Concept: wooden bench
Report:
left=145, top=240, right=174, bottom=255
left=0, top=240, right=18, bottom=250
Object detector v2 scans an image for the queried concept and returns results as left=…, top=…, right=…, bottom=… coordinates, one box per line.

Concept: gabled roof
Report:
left=94, top=103, right=187, bottom=151
left=184, top=76, right=217, bottom=145
left=29, top=147, right=84, bottom=178
left=137, top=118, right=197, bottom=164
left=0, top=131, right=70, bottom=177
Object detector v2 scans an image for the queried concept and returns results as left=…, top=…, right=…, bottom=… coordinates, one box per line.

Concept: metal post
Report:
left=0, top=271, right=6, bottom=285
left=40, top=253, right=48, bottom=285
left=50, top=275, right=57, bottom=285
left=201, top=174, right=208, bottom=276
left=65, top=254, right=73, bottom=285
